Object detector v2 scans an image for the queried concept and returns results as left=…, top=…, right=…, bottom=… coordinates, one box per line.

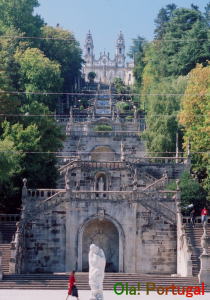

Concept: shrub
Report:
left=94, top=124, right=112, bottom=131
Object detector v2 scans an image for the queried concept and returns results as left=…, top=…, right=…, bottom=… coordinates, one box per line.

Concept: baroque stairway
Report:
left=0, top=273, right=209, bottom=291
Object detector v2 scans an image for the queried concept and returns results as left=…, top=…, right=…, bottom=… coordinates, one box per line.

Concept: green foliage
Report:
left=0, top=139, right=20, bottom=183
left=20, top=101, right=65, bottom=151
left=142, top=77, right=187, bottom=155
left=94, top=124, right=113, bottom=132
left=167, top=171, right=207, bottom=212
left=113, top=78, right=127, bottom=94
left=116, top=101, right=130, bottom=113
left=179, top=63, right=210, bottom=196
left=154, top=4, right=177, bottom=39
left=0, top=0, right=44, bottom=37
left=39, top=26, right=82, bottom=92
left=0, top=1, right=82, bottom=212
left=88, top=71, right=96, bottom=83
left=128, top=36, right=147, bottom=86
left=14, top=47, right=63, bottom=110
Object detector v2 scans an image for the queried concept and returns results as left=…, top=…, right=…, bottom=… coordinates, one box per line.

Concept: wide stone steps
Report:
left=0, top=221, right=17, bottom=243
left=0, top=244, right=11, bottom=273
left=185, top=224, right=210, bottom=276
left=1, top=273, right=209, bottom=290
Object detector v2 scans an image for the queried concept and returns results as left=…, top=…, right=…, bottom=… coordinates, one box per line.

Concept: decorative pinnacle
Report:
left=23, top=178, right=27, bottom=187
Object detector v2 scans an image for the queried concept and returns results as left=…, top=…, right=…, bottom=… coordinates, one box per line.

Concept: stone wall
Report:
left=22, top=192, right=177, bottom=274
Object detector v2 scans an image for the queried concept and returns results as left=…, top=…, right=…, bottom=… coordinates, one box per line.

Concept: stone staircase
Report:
left=185, top=223, right=210, bottom=276
left=0, top=221, right=17, bottom=243
left=0, top=219, right=18, bottom=274
left=0, top=273, right=209, bottom=290
left=0, top=244, right=11, bottom=273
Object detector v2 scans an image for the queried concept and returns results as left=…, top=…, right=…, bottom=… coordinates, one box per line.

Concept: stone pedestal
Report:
left=198, top=254, right=210, bottom=286
left=0, top=251, right=3, bottom=280
left=89, top=244, right=105, bottom=300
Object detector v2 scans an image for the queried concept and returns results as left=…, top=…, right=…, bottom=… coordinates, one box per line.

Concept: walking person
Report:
left=67, top=270, right=79, bottom=299
left=190, top=208, right=196, bottom=227
left=201, top=206, right=208, bottom=225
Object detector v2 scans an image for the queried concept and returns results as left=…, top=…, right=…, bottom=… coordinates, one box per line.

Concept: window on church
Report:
left=88, top=48, right=90, bottom=54
left=119, top=48, right=122, bottom=54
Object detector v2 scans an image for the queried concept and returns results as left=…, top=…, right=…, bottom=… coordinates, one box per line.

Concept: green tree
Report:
left=154, top=3, right=177, bottom=39
left=0, top=0, right=44, bottom=37
left=179, top=63, right=210, bottom=195
left=128, top=36, right=147, bottom=86
left=167, top=171, right=207, bottom=211
left=20, top=101, right=64, bottom=151
left=14, top=47, right=63, bottom=110
left=0, top=139, right=20, bottom=183
left=39, top=26, right=82, bottom=92
left=143, top=77, right=187, bottom=155
left=88, top=71, right=96, bottom=83
left=205, top=2, right=210, bottom=26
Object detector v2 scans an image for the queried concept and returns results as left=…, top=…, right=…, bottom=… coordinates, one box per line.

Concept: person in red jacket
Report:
left=67, top=271, right=79, bottom=299
left=201, top=206, right=208, bottom=225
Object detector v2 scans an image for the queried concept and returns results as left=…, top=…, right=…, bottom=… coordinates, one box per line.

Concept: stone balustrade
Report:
left=143, top=176, right=167, bottom=191
left=128, top=156, right=188, bottom=164
left=66, top=130, right=142, bottom=137
left=0, top=214, right=20, bottom=222
left=182, top=216, right=210, bottom=224
left=27, top=189, right=66, bottom=200
left=0, top=251, right=2, bottom=280
left=71, top=190, right=176, bottom=201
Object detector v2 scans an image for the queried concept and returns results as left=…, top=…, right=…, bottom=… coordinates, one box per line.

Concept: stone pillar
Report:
left=21, top=178, right=28, bottom=219
left=176, top=179, right=193, bottom=276
left=175, top=132, right=179, bottom=163
left=198, top=224, right=210, bottom=285
left=0, top=251, right=2, bottom=280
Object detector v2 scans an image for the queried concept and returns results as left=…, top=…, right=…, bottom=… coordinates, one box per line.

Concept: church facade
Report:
left=83, top=31, right=134, bottom=85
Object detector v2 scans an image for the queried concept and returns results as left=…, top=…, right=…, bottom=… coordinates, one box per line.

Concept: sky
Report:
left=35, top=0, right=209, bottom=57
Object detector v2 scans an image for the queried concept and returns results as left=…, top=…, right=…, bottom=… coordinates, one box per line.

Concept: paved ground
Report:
left=0, top=290, right=209, bottom=300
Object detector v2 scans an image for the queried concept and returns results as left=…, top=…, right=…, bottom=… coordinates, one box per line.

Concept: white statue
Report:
left=89, top=244, right=106, bottom=300
left=98, top=177, right=105, bottom=191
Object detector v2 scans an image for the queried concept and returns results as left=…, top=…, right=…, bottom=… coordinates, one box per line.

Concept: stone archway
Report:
left=78, top=216, right=124, bottom=272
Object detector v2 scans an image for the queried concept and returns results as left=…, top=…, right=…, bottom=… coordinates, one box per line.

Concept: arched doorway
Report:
left=81, top=219, right=119, bottom=272
left=91, top=146, right=115, bottom=161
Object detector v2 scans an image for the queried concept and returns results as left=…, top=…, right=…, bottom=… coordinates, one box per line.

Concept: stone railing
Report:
left=0, top=251, right=2, bottom=280
left=71, top=190, right=176, bottom=224
left=59, top=159, right=80, bottom=172
left=128, top=156, right=188, bottom=164
left=176, top=183, right=193, bottom=277
left=182, top=216, right=210, bottom=224
left=0, top=214, right=20, bottom=222
left=27, top=189, right=66, bottom=201
left=143, top=176, right=168, bottom=192
left=9, top=221, right=24, bottom=274
left=60, top=160, right=131, bottom=172
left=28, top=190, right=66, bottom=219
left=199, top=224, right=210, bottom=285
left=66, top=130, right=142, bottom=137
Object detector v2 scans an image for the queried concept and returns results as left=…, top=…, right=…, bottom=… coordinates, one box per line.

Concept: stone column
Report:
left=0, top=251, right=2, bottom=280
left=198, top=223, right=210, bottom=285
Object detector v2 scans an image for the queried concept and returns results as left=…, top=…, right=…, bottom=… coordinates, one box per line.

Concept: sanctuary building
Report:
left=83, top=31, right=134, bottom=85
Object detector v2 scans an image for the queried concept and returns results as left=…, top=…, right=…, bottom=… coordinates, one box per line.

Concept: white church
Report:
left=83, top=31, right=134, bottom=85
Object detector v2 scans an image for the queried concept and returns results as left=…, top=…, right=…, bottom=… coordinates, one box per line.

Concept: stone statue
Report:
left=89, top=244, right=106, bottom=300
left=65, top=169, right=70, bottom=190
left=98, top=177, right=105, bottom=191
left=133, top=168, right=138, bottom=191
left=121, top=141, right=125, bottom=162
left=133, top=105, right=137, bottom=121
left=0, top=251, right=2, bottom=280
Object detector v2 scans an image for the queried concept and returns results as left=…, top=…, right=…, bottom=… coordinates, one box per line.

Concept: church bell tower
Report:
left=116, top=31, right=125, bottom=67
left=84, top=30, right=94, bottom=64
